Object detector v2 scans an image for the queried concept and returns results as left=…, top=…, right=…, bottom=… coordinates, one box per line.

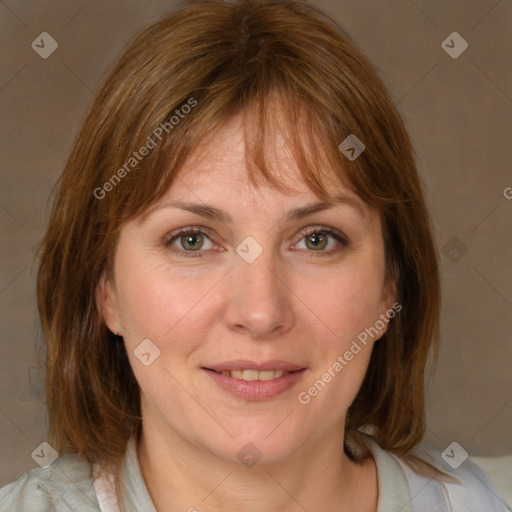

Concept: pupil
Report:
left=185, top=234, right=201, bottom=250
left=308, top=233, right=326, bottom=250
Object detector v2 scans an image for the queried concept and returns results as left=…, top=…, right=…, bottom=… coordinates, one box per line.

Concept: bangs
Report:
left=90, top=0, right=405, bottom=236
left=111, top=83, right=387, bottom=231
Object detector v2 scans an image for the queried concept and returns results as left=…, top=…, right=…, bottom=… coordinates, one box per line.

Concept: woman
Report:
left=0, top=0, right=508, bottom=510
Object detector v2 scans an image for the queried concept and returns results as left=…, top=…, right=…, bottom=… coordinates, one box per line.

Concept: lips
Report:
left=202, top=360, right=307, bottom=400
left=204, top=360, right=305, bottom=373
left=216, top=369, right=288, bottom=381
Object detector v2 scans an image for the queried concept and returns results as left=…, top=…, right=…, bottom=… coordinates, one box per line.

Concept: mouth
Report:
left=201, top=361, right=307, bottom=400
left=206, top=368, right=293, bottom=381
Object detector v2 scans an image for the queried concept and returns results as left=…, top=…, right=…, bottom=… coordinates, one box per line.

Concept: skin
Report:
left=98, top=115, right=395, bottom=512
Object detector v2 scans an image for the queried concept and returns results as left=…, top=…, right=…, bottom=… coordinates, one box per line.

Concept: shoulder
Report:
left=351, top=431, right=510, bottom=512
left=394, top=443, right=511, bottom=512
left=0, top=453, right=100, bottom=511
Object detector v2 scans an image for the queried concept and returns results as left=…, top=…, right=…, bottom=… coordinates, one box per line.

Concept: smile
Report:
left=215, top=369, right=288, bottom=381
left=202, top=364, right=307, bottom=400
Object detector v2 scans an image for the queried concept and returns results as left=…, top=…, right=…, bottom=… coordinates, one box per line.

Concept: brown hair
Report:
left=37, top=0, right=441, bottom=493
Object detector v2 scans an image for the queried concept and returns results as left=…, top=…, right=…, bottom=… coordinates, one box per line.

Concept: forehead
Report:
left=168, top=114, right=354, bottom=201
left=140, top=114, right=373, bottom=226
left=183, top=114, right=289, bottom=178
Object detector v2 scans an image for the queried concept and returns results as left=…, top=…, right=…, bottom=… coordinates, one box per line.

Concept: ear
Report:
left=377, top=274, right=398, bottom=338
left=96, top=271, right=122, bottom=336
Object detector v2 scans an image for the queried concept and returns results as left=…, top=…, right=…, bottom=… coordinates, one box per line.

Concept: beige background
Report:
left=0, top=0, right=511, bottom=486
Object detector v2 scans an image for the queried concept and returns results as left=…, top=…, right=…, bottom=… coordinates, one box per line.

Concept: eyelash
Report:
left=164, top=225, right=349, bottom=259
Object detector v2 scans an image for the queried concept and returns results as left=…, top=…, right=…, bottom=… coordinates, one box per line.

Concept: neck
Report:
left=137, top=420, right=378, bottom=512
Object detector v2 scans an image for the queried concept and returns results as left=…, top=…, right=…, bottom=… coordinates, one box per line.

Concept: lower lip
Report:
left=202, top=368, right=306, bottom=400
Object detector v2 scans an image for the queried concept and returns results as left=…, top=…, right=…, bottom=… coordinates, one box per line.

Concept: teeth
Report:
left=242, top=369, right=259, bottom=381
left=219, top=369, right=289, bottom=381
left=258, top=370, right=277, bottom=381
left=231, top=370, right=244, bottom=379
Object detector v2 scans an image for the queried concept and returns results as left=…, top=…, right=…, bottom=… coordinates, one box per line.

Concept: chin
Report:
left=195, top=420, right=306, bottom=467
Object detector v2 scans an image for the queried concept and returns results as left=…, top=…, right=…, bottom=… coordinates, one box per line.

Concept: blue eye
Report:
left=164, top=226, right=349, bottom=258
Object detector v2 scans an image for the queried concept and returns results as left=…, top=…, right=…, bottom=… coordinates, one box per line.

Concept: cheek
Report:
left=297, top=273, right=381, bottom=415
left=116, top=270, right=171, bottom=341
left=114, top=248, right=221, bottom=354
left=301, top=261, right=385, bottom=343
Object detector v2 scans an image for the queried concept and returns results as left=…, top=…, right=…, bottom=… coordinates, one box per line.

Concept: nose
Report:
left=222, top=246, right=295, bottom=340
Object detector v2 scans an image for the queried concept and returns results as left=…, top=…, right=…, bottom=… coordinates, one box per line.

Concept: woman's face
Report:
left=99, top=115, right=395, bottom=466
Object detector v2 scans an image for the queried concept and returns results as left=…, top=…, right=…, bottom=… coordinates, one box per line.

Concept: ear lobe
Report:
left=96, top=271, right=120, bottom=335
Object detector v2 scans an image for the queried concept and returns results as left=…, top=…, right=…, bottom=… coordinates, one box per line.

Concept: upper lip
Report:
left=203, top=360, right=306, bottom=372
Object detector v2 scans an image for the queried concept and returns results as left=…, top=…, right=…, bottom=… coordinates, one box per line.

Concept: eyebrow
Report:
left=153, top=195, right=367, bottom=224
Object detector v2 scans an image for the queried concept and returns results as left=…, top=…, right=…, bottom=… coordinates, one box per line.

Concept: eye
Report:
left=293, top=227, right=349, bottom=256
left=164, top=225, right=349, bottom=259
left=164, top=227, right=217, bottom=258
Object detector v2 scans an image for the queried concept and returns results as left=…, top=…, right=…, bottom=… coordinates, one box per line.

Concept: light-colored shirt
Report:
left=0, top=432, right=509, bottom=511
